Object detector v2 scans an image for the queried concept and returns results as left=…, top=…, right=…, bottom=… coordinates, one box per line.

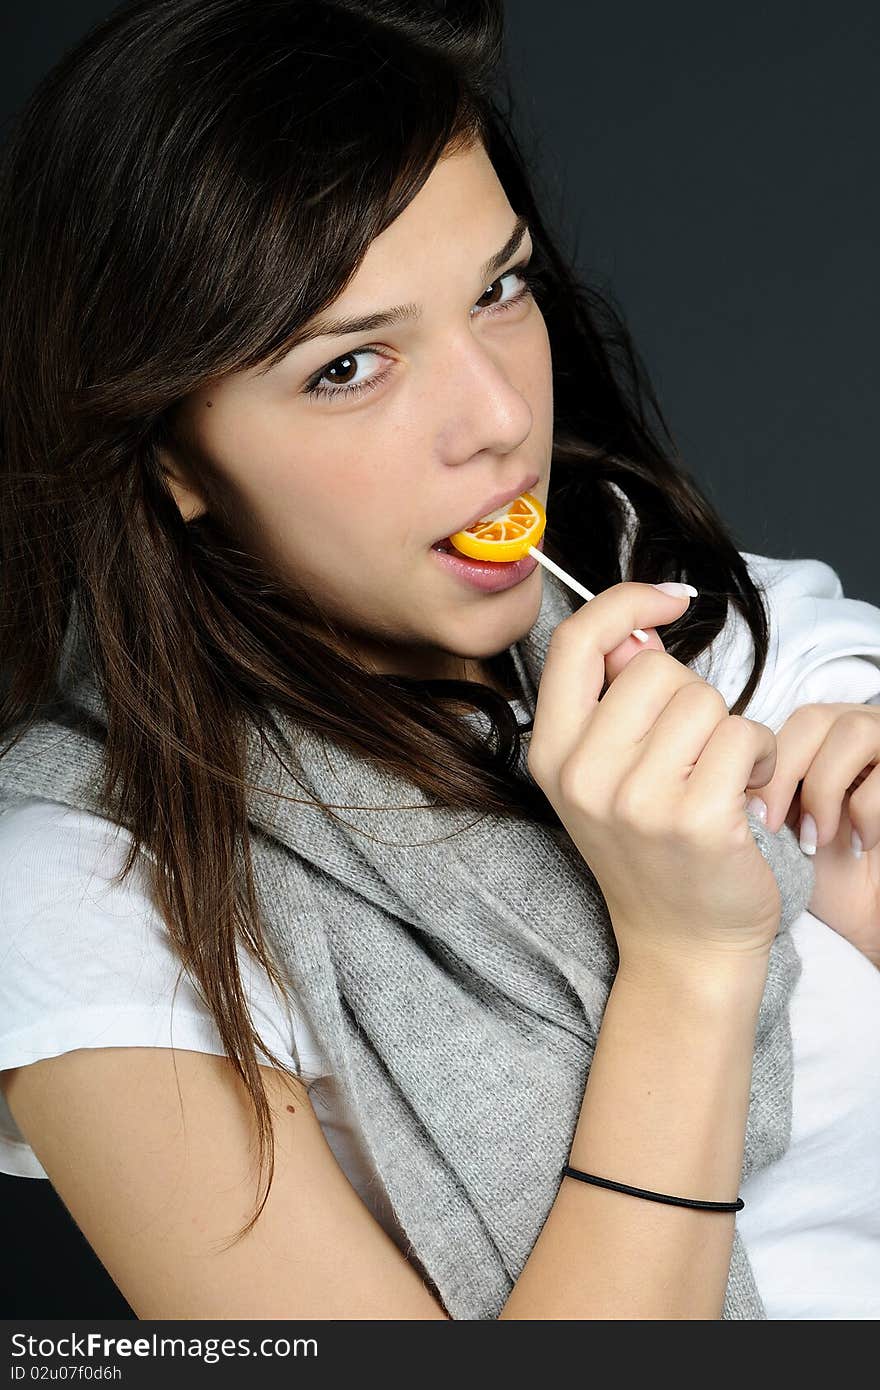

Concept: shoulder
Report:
left=0, top=792, right=327, bottom=1110
left=690, top=551, right=880, bottom=727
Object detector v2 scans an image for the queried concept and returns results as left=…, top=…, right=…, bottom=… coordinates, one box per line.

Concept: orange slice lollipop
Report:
left=447, top=491, right=546, bottom=563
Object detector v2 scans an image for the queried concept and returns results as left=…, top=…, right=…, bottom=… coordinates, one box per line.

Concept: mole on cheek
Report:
left=285, top=1104, right=296, bottom=1113
left=206, top=400, right=213, bottom=408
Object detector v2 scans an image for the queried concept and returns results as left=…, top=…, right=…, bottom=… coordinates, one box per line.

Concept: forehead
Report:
left=335, top=141, right=514, bottom=294
left=190, top=142, right=519, bottom=405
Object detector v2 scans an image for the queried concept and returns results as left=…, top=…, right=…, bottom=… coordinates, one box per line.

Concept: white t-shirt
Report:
left=0, top=791, right=412, bottom=1253
left=4, top=656, right=880, bottom=1316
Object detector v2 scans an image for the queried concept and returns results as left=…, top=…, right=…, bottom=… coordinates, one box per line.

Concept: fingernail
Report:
left=651, top=582, right=699, bottom=598
left=746, top=796, right=768, bottom=824
left=851, top=829, right=863, bottom=859
left=799, top=812, right=817, bottom=855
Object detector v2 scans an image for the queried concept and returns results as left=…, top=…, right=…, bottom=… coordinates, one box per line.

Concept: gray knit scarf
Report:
left=0, top=568, right=814, bottom=1320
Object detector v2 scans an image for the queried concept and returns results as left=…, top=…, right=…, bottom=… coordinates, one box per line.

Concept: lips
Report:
left=432, top=473, right=540, bottom=547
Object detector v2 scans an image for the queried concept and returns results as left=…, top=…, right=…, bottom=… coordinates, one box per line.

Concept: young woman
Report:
left=2, top=0, right=880, bottom=1321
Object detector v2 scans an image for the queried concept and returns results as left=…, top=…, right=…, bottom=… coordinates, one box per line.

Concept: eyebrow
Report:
left=283, top=213, right=532, bottom=352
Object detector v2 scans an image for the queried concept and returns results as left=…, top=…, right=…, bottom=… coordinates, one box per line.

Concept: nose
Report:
left=438, top=335, right=534, bottom=460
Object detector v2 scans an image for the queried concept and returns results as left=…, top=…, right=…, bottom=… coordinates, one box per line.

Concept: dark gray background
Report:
left=3, top=0, right=878, bottom=596
left=502, top=0, right=879, bottom=600
left=1, top=0, right=878, bottom=1319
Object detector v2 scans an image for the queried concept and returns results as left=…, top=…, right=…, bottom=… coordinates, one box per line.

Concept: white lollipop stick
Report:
left=526, top=545, right=651, bottom=644
left=472, top=497, right=651, bottom=645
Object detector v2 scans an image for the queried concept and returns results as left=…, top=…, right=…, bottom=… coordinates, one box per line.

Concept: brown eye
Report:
left=471, top=261, right=547, bottom=318
left=477, top=278, right=505, bottom=307
left=303, top=348, right=390, bottom=403
left=318, top=354, right=358, bottom=385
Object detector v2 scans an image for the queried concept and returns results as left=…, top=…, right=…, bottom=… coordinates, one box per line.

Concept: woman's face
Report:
left=163, top=140, right=554, bottom=686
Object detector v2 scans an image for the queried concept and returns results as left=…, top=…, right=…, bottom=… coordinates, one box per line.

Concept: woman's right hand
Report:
left=527, top=582, right=782, bottom=977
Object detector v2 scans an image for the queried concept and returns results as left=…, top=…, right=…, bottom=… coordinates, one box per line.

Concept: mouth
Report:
left=431, top=472, right=541, bottom=548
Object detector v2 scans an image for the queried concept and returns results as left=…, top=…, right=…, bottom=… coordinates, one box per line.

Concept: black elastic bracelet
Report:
left=562, top=1165, right=745, bottom=1212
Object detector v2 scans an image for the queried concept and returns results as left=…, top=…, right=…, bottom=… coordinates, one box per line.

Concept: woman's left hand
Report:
left=751, top=702, right=880, bottom=968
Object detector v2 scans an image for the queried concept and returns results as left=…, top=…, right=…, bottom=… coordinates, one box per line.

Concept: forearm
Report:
left=499, top=957, right=769, bottom=1320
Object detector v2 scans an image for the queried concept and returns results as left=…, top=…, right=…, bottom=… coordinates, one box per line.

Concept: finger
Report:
left=685, top=713, right=778, bottom=818
left=745, top=740, right=779, bottom=790
left=603, top=628, right=667, bottom=685
left=627, top=681, right=745, bottom=804
left=784, top=787, right=803, bottom=834
left=847, top=764, right=880, bottom=853
left=590, top=645, right=716, bottom=764
left=754, top=705, right=835, bottom=834
left=531, top=583, right=695, bottom=775
left=800, top=709, right=880, bottom=850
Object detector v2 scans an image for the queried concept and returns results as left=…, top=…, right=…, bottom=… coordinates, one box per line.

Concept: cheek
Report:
left=525, top=314, right=553, bottom=416
left=251, top=456, right=394, bottom=577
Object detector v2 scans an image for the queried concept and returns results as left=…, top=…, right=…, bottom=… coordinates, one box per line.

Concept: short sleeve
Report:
left=690, top=551, right=880, bottom=730
left=797, top=653, right=880, bottom=707
left=0, top=794, right=329, bottom=1180
left=604, top=483, right=880, bottom=722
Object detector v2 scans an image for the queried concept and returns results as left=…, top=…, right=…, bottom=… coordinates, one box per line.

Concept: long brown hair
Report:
left=0, top=0, right=770, bottom=1245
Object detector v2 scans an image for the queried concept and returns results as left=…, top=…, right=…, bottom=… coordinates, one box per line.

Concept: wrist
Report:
left=615, top=944, right=771, bottom=1010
